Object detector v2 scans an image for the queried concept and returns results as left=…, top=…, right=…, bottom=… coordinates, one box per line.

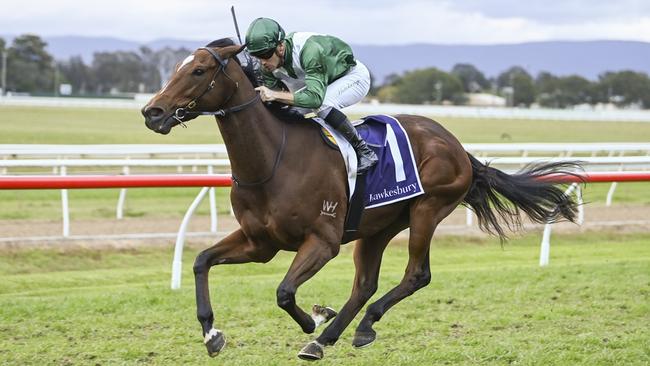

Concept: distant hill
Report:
left=353, top=41, right=650, bottom=84
left=4, top=35, right=650, bottom=84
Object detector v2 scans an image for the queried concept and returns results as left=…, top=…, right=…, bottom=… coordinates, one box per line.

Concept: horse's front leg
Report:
left=274, top=234, right=339, bottom=358
left=193, top=229, right=277, bottom=357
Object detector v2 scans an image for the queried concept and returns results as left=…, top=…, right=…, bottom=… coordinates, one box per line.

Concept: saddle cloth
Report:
left=357, top=114, right=424, bottom=208
left=315, top=114, right=424, bottom=208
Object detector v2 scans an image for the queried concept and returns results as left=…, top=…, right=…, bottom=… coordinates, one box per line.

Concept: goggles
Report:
left=250, top=47, right=276, bottom=60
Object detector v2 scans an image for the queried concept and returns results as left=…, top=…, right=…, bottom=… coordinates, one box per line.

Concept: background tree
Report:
left=535, top=71, right=560, bottom=107
left=596, top=71, right=650, bottom=108
left=558, top=75, right=596, bottom=106
left=497, top=66, right=536, bottom=106
left=451, top=63, right=490, bottom=93
left=139, top=46, right=190, bottom=91
left=382, top=73, right=401, bottom=86
left=59, top=56, right=90, bottom=95
left=389, top=68, right=464, bottom=104
left=6, top=34, right=55, bottom=93
left=536, top=72, right=595, bottom=108
left=375, top=84, right=398, bottom=102
left=138, top=47, right=165, bottom=92
left=0, top=37, right=5, bottom=93
left=91, top=50, right=158, bottom=93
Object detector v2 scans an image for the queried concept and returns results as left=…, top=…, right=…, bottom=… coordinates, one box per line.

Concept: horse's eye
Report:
left=193, top=69, right=205, bottom=76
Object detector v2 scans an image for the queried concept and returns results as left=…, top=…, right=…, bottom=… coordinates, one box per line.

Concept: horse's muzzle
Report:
left=142, top=105, right=178, bottom=135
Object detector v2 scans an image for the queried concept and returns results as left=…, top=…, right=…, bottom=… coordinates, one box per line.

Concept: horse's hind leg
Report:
left=194, top=229, right=277, bottom=357
left=300, top=220, right=406, bottom=358
left=352, top=198, right=456, bottom=348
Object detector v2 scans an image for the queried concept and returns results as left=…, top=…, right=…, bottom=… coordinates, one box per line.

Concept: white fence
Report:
left=4, top=142, right=649, bottom=159
left=0, top=144, right=228, bottom=158
left=2, top=142, right=649, bottom=238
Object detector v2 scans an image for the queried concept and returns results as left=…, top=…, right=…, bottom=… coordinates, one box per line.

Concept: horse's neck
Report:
left=216, top=92, right=284, bottom=185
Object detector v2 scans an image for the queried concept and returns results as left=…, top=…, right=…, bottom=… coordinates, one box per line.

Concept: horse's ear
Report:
left=218, top=45, right=247, bottom=59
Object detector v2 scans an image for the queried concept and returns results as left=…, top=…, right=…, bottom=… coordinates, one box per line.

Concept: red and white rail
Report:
left=3, top=171, right=650, bottom=188
left=0, top=174, right=233, bottom=189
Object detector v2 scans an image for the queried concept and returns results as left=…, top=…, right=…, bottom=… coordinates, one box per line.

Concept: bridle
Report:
left=172, top=46, right=286, bottom=188
left=173, top=47, right=260, bottom=124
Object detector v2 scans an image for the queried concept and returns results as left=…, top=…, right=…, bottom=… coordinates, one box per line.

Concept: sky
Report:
left=3, top=0, right=650, bottom=45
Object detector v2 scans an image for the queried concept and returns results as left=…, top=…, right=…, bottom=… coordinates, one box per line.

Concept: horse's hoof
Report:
left=204, top=328, right=226, bottom=357
left=352, top=329, right=376, bottom=348
left=297, top=341, right=324, bottom=361
left=311, top=304, right=337, bottom=327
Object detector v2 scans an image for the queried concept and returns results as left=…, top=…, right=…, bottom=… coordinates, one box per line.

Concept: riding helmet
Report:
left=245, top=17, right=286, bottom=56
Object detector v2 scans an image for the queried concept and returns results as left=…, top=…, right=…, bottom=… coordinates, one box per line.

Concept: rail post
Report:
left=539, top=183, right=578, bottom=266
left=116, top=165, right=130, bottom=219
left=208, top=166, right=217, bottom=233
left=171, top=186, right=210, bottom=290
left=60, top=166, right=70, bottom=237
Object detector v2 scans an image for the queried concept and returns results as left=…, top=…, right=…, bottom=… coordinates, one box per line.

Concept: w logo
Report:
left=320, top=200, right=339, bottom=218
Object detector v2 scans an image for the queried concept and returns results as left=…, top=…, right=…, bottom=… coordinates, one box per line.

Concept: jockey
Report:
left=245, top=17, right=378, bottom=174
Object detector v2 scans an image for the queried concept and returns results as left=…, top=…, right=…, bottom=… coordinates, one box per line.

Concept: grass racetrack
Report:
left=2, top=106, right=650, bottom=144
left=1, top=105, right=650, bottom=364
left=1, top=232, right=649, bottom=365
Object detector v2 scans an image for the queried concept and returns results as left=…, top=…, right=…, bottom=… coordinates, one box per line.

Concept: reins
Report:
left=231, top=123, right=286, bottom=188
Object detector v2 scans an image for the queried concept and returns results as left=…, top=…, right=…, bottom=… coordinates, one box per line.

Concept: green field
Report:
left=1, top=232, right=648, bottom=365
left=0, top=106, right=223, bottom=144
left=2, top=106, right=650, bottom=144
left=1, top=106, right=650, bottom=220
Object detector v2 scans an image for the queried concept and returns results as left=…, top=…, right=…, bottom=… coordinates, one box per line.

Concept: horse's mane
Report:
left=206, top=38, right=312, bottom=124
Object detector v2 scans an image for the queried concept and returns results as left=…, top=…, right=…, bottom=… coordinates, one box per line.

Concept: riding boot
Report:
left=325, top=109, right=378, bottom=174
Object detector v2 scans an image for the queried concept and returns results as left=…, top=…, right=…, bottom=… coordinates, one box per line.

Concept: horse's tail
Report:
left=462, top=153, right=583, bottom=240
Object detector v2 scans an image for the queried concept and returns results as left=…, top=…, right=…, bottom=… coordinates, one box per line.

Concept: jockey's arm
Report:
left=256, top=67, right=297, bottom=104
left=255, top=68, right=326, bottom=107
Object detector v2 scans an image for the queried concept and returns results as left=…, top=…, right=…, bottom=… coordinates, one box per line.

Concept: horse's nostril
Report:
left=145, top=106, right=165, bottom=119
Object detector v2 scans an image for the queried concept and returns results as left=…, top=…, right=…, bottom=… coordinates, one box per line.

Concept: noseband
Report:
left=173, top=47, right=259, bottom=123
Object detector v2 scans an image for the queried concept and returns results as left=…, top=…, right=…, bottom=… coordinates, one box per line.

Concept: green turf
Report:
left=438, top=117, right=650, bottom=143
left=2, top=106, right=650, bottom=144
left=0, top=106, right=223, bottom=144
left=0, top=232, right=648, bottom=365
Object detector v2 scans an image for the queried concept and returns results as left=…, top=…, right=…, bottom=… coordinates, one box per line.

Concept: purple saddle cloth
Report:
left=357, top=115, right=424, bottom=208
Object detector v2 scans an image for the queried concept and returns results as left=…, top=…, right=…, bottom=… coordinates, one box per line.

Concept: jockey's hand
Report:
left=255, top=86, right=276, bottom=102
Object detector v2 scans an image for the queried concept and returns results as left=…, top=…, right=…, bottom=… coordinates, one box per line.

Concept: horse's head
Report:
left=142, top=44, right=246, bottom=134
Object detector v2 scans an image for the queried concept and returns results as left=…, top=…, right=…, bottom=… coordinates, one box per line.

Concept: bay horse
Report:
left=142, top=39, right=580, bottom=361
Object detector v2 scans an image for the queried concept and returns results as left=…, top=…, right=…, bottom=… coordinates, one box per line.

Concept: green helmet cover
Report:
left=245, top=17, right=286, bottom=54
